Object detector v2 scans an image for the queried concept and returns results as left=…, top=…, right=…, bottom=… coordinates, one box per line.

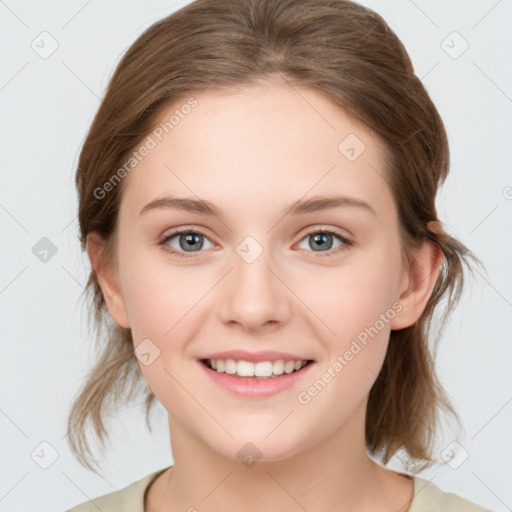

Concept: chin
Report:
left=209, top=429, right=308, bottom=466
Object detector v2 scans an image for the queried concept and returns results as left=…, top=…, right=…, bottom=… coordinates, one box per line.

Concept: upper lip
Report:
left=200, top=350, right=313, bottom=363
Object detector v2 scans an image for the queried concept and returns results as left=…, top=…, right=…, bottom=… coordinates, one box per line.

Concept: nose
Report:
left=218, top=244, right=290, bottom=333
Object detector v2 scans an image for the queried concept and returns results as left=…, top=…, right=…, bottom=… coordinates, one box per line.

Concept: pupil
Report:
left=311, top=233, right=332, bottom=251
left=180, top=233, right=203, bottom=251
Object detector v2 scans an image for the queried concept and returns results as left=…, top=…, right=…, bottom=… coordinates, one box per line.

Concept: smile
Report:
left=198, top=358, right=316, bottom=397
left=202, top=358, right=311, bottom=379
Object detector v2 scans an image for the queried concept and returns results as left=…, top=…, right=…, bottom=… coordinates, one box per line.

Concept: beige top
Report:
left=66, top=466, right=494, bottom=512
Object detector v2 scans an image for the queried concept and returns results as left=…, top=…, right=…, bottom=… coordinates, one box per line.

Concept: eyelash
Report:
left=157, top=227, right=353, bottom=259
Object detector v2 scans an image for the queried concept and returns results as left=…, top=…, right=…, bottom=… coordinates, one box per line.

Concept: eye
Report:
left=296, top=229, right=352, bottom=257
left=158, top=227, right=353, bottom=259
left=158, top=229, right=214, bottom=258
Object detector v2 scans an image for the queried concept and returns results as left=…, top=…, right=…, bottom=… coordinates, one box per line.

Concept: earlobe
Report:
left=390, top=224, right=443, bottom=331
left=86, top=232, right=131, bottom=329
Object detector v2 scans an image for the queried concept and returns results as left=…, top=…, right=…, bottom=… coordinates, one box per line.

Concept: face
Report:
left=98, top=80, right=415, bottom=463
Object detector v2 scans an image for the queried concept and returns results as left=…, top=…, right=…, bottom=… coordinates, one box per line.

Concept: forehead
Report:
left=120, top=82, right=395, bottom=224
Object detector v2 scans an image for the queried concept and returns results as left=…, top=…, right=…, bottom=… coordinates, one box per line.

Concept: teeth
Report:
left=224, top=359, right=236, bottom=374
left=284, top=361, right=295, bottom=374
left=206, top=358, right=309, bottom=378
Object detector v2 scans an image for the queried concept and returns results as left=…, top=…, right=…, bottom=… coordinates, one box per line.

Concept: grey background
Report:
left=1, top=1, right=511, bottom=510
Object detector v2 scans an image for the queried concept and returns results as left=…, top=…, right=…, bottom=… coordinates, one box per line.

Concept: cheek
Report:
left=294, top=269, right=399, bottom=423
left=121, top=254, right=197, bottom=406
left=119, top=248, right=195, bottom=340
left=341, top=270, right=397, bottom=335
left=304, top=247, right=401, bottom=336
left=306, top=243, right=402, bottom=379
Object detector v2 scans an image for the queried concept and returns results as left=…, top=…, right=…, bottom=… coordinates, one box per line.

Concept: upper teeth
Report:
left=208, top=359, right=308, bottom=377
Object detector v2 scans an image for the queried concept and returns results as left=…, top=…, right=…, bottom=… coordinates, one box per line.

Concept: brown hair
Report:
left=68, top=0, right=484, bottom=474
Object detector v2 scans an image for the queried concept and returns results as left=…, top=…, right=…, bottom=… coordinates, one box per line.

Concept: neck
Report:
left=146, top=408, right=414, bottom=512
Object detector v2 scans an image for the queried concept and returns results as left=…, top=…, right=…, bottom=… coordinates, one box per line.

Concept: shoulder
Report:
left=65, top=467, right=170, bottom=512
left=410, top=475, right=495, bottom=512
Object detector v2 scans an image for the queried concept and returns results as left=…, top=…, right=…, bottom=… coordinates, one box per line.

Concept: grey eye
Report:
left=297, top=232, right=343, bottom=252
left=167, top=232, right=214, bottom=252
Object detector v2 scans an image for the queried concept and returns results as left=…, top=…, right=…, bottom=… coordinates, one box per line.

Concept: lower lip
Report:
left=198, top=360, right=315, bottom=398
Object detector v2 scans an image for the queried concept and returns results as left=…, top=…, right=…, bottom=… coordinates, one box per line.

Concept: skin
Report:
left=88, top=78, right=442, bottom=512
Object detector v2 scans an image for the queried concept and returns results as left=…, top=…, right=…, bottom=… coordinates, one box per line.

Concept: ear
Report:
left=390, top=221, right=443, bottom=330
left=87, top=232, right=130, bottom=329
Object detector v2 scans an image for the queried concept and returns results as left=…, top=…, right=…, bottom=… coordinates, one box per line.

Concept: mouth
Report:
left=199, top=358, right=314, bottom=380
left=198, top=356, right=317, bottom=398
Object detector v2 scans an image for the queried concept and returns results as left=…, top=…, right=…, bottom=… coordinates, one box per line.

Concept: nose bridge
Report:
left=218, top=233, right=288, bottom=329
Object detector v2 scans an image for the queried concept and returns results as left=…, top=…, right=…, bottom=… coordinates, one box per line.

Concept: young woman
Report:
left=65, top=0, right=493, bottom=510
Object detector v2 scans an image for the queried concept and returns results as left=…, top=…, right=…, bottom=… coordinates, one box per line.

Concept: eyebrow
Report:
left=139, top=195, right=377, bottom=218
